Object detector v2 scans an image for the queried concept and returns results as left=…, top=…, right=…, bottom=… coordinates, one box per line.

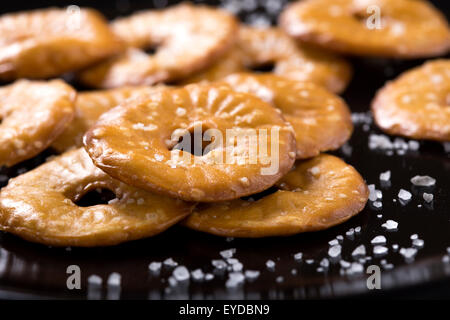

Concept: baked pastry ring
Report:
left=184, top=154, right=368, bottom=237
left=182, top=26, right=352, bottom=93
left=0, top=8, right=123, bottom=79
left=51, top=86, right=162, bottom=152
left=84, top=83, right=296, bottom=202
left=0, top=79, right=76, bottom=167
left=222, top=73, right=353, bottom=159
left=78, top=3, right=238, bottom=88
left=280, top=0, right=450, bottom=58
left=0, top=148, right=194, bottom=247
left=372, top=59, right=450, bottom=141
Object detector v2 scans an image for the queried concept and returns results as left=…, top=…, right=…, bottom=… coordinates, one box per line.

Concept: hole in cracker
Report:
left=143, top=45, right=158, bottom=55
left=352, top=10, right=368, bottom=23
left=249, top=63, right=276, bottom=73
left=170, top=125, right=214, bottom=157
left=241, top=186, right=279, bottom=201
left=75, top=188, right=116, bottom=207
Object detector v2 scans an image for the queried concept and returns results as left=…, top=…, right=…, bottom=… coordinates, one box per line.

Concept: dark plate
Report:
left=0, top=0, right=449, bottom=300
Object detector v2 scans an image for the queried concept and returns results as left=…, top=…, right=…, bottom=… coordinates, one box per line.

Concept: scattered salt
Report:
left=373, top=246, right=388, bottom=257
left=371, top=235, right=387, bottom=245
left=398, top=189, right=412, bottom=201
left=266, top=259, right=276, bottom=270
left=411, top=175, right=436, bottom=187
left=163, top=258, right=178, bottom=268
left=149, top=262, right=162, bottom=272
left=328, top=245, right=342, bottom=258
left=244, top=270, right=260, bottom=280
left=211, top=259, right=227, bottom=270
left=173, top=266, right=190, bottom=282
left=107, top=273, right=121, bottom=287
left=191, top=269, right=204, bottom=281
left=293, top=252, right=303, bottom=262
left=382, top=220, right=398, bottom=231
left=423, top=193, right=434, bottom=203
left=352, top=245, right=366, bottom=258
left=220, top=248, right=236, bottom=259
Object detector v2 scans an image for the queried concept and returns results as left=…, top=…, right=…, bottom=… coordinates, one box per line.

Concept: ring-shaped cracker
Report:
left=372, top=59, right=450, bottom=141
left=0, top=8, right=123, bottom=80
left=84, top=83, right=296, bottom=202
left=280, top=0, right=450, bottom=58
left=51, top=86, right=162, bottom=152
left=0, top=148, right=194, bottom=247
left=182, top=26, right=352, bottom=93
left=78, top=3, right=238, bottom=88
left=222, top=73, right=353, bottom=159
left=0, top=79, right=76, bottom=167
left=184, top=154, right=368, bottom=237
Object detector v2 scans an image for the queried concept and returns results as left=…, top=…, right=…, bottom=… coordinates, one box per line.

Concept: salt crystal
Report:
left=328, top=245, right=342, bottom=258
left=379, top=170, right=391, bottom=182
left=382, top=220, right=398, bottom=231
left=226, top=272, right=245, bottom=288
left=346, top=262, right=364, bottom=275
left=340, top=260, right=351, bottom=269
left=163, top=258, right=178, bottom=268
left=211, top=259, right=227, bottom=270
left=168, top=276, right=177, bottom=287
left=411, top=175, right=436, bottom=187
left=392, top=244, right=399, bottom=251
left=305, top=259, right=314, bottom=264
left=107, top=272, right=121, bottom=287
left=373, top=246, right=388, bottom=257
left=423, top=193, right=434, bottom=203
left=410, top=234, right=418, bottom=240
left=328, top=239, right=339, bottom=246
left=368, top=184, right=377, bottom=201
left=400, top=247, right=418, bottom=261
left=408, top=140, right=420, bottom=150
left=371, top=236, right=387, bottom=245
left=226, top=258, right=239, bottom=265
left=373, top=201, right=382, bottom=208
left=336, top=235, right=344, bottom=242
left=398, top=189, right=412, bottom=201
left=220, top=248, right=236, bottom=259
left=232, top=262, right=243, bottom=272
left=412, top=239, right=424, bottom=249
left=149, top=262, right=162, bottom=272
left=191, top=269, right=204, bottom=281
left=173, top=266, right=190, bottom=282
left=355, top=226, right=361, bottom=234
left=88, top=275, right=102, bottom=286
left=352, top=245, right=366, bottom=258
left=204, top=273, right=214, bottom=281
left=293, top=252, right=303, bottom=261
left=320, top=258, right=330, bottom=268
left=266, top=259, right=276, bottom=270
left=244, top=270, right=260, bottom=280
left=443, top=255, right=450, bottom=264
left=346, top=228, right=355, bottom=239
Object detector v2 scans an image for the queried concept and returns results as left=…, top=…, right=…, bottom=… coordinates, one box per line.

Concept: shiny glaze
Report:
left=280, top=0, right=450, bottom=58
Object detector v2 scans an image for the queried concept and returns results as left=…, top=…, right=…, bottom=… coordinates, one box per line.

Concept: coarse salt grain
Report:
left=411, top=175, right=436, bottom=187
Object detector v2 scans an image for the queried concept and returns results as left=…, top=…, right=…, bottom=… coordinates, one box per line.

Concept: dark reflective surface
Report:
left=0, top=0, right=449, bottom=300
